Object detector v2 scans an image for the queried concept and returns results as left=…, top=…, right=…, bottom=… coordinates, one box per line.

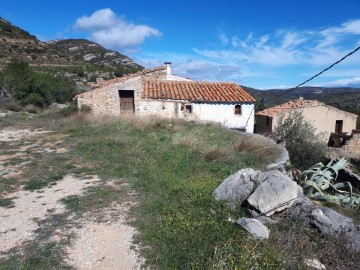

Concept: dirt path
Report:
left=0, top=128, right=145, bottom=269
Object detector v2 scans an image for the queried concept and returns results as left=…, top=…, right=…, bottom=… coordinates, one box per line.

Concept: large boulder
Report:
left=213, top=168, right=265, bottom=206
left=236, top=218, right=269, bottom=239
left=291, top=198, right=360, bottom=252
left=310, top=208, right=354, bottom=235
left=247, top=170, right=302, bottom=216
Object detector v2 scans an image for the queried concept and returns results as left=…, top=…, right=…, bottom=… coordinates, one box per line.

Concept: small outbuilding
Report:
left=77, top=63, right=256, bottom=132
left=255, top=97, right=358, bottom=143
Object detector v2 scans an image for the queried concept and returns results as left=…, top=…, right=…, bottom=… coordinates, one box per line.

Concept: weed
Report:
left=0, top=197, right=14, bottom=208
left=1, top=100, right=22, bottom=112
left=24, top=104, right=39, bottom=114
left=23, top=179, right=48, bottom=191
left=0, top=177, right=18, bottom=194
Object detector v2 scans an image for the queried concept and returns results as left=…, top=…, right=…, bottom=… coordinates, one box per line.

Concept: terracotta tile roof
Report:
left=256, top=99, right=325, bottom=117
left=93, top=65, right=167, bottom=89
left=142, top=80, right=256, bottom=102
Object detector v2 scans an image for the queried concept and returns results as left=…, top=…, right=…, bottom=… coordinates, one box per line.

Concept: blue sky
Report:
left=1, top=0, right=360, bottom=89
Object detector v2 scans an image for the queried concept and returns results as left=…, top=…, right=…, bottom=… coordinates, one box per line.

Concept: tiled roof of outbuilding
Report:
left=141, top=80, right=256, bottom=102
left=256, top=99, right=325, bottom=117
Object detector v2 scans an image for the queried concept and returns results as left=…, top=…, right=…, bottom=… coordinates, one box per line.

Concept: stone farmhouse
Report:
left=76, top=63, right=256, bottom=132
left=255, top=97, right=358, bottom=143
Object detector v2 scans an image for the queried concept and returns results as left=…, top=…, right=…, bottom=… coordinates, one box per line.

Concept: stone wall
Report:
left=77, top=69, right=167, bottom=116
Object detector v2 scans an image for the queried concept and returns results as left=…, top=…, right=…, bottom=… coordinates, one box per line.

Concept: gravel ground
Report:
left=0, top=128, right=146, bottom=269
left=0, top=174, right=100, bottom=254
left=66, top=203, right=145, bottom=270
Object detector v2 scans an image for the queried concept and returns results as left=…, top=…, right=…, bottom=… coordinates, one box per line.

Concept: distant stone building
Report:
left=76, top=63, right=256, bottom=132
left=255, top=97, right=358, bottom=142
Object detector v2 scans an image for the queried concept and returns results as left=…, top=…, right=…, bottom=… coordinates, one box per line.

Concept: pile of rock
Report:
left=213, top=168, right=360, bottom=253
left=342, top=133, right=360, bottom=156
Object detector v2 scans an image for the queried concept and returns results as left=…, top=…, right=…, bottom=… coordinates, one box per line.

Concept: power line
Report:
left=244, top=45, right=360, bottom=129
left=276, top=45, right=360, bottom=99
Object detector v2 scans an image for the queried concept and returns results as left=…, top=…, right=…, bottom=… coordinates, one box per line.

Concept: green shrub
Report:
left=59, top=103, right=78, bottom=116
left=270, top=111, right=326, bottom=169
left=0, top=59, right=76, bottom=107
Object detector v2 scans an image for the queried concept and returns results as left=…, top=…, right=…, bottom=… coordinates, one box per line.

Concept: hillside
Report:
left=47, top=39, right=141, bottom=69
left=0, top=17, right=142, bottom=71
left=0, top=17, right=74, bottom=67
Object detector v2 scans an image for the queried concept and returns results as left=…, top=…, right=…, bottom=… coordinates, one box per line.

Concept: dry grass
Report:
left=172, top=134, right=204, bottom=150
left=24, top=104, right=39, bottom=114
left=0, top=100, right=22, bottom=112
left=263, top=212, right=360, bottom=270
left=119, top=113, right=172, bottom=131
left=234, top=134, right=283, bottom=166
left=204, top=147, right=231, bottom=162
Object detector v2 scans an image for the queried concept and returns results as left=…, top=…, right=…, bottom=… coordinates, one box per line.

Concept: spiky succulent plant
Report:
left=301, top=158, right=360, bottom=207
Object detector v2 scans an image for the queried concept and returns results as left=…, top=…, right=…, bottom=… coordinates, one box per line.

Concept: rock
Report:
left=248, top=210, right=278, bottom=225
left=303, top=258, right=326, bottom=270
left=247, top=170, right=301, bottom=216
left=310, top=208, right=354, bottom=235
left=346, top=226, right=360, bottom=252
left=48, top=103, right=69, bottom=109
left=236, top=218, right=269, bottom=239
left=213, top=168, right=265, bottom=206
left=0, top=112, right=7, bottom=118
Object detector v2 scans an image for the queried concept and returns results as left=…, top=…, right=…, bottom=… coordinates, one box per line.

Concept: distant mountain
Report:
left=0, top=17, right=142, bottom=70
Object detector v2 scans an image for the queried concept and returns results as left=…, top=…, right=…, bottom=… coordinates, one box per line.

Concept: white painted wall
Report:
left=192, top=103, right=254, bottom=132
left=137, top=100, right=255, bottom=133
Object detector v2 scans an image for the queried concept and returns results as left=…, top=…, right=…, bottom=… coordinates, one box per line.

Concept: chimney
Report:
left=164, top=62, right=172, bottom=75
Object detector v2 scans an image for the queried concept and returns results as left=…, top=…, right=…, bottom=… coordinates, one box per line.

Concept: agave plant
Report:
left=301, top=158, right=360, bottom=207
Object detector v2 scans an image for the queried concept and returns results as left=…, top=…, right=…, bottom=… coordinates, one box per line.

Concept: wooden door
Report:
left=335, top=120, right=343, bottom=134
left=119, top=90, right=134, bottom=113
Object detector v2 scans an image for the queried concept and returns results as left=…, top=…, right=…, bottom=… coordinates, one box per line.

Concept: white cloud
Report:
left=197, top=19, right=360, bottom=68
left=314, top=77, right=360, bottom=87
left=74, top=8, right=162, bottom=49
left=219, top=33, right=229, bottom=45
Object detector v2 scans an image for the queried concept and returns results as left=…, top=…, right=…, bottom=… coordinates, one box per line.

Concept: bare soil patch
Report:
left=0, top=127, right=145, bottom=269
left=65, top=203, right=144, bottom=270
left=0, top=174, right=100, bottom=254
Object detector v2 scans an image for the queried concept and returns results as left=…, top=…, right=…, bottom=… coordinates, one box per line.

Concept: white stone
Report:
left=213, top=168, right=265, bottom=204
left=247, top=170, right=301, bottom=216
left=303, top=258, right=326, bottom=270
left=236, top=218, right=269, bottom=239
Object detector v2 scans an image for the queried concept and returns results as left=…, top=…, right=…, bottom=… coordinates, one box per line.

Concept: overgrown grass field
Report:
left=1, top=110, right=358, bottom=269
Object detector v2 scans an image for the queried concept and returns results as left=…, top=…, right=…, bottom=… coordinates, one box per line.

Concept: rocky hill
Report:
left=0, top=17, right=142, bottom=70
left=0, top=17, right=74, bottom=67
left=47, top=39, right=141, bottom=69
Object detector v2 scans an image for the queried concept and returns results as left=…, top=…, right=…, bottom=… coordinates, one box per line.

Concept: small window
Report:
left=180, top=104, right=184, bottom=111
left=235, top=105, right=241, bottom=115
left=266, top=117, right=270, bottom=127
left=185, top=104, right=192, bottom=113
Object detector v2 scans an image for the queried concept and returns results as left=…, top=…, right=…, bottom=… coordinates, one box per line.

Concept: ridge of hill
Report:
left=0, top=17, right=142, bottom=71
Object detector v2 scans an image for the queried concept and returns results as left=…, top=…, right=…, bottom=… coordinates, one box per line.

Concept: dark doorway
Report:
left=119, top=90, right=134, bottom=113
left=335, top=120, right=343, bottom=134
